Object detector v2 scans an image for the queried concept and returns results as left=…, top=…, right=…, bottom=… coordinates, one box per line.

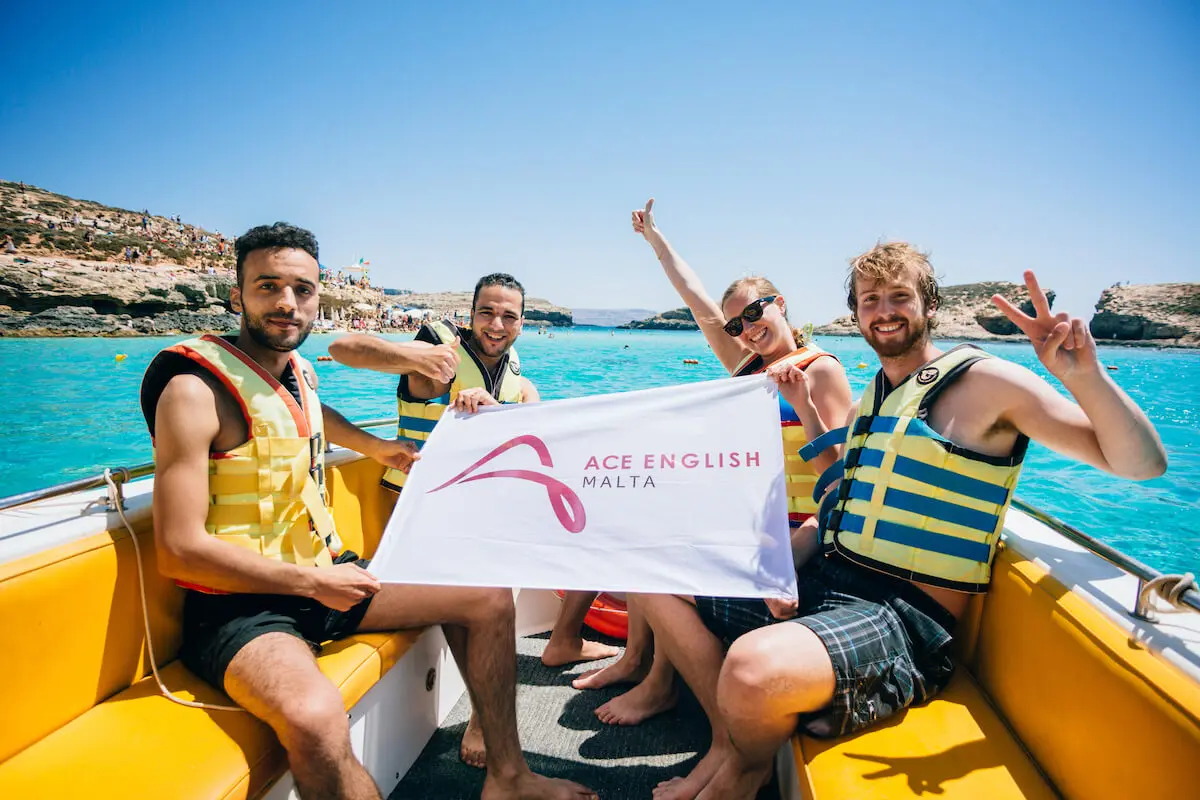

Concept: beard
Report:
left=862, top=315, right=929, bottom=358
left=244, top=311, right=313, bottom=352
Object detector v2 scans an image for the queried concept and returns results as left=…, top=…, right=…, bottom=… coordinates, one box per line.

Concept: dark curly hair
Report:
left=234, top=222, right=319, bottom=286
left=472, top=273, right=525, bottom=314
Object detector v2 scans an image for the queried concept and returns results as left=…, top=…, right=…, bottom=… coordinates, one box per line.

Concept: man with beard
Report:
left=330, top=273, right=621, bottom=768
left=638, top=241, right=1167, bottom=800
left=141, top=224, right=595, bottom=800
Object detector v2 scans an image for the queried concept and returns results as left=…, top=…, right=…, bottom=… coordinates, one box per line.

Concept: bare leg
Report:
left=224, top=632, right=381, bottom=800
left=697, top=624, right=835, bottom=800
left=359, top=584, right=595, bottom=799
left=542, top=591, right=620, bottom=667
left=636, top=594, right=732, bottom=800
left=573, top=595, right=653, bottom=690
left=443, top=624, right=486, bottom=768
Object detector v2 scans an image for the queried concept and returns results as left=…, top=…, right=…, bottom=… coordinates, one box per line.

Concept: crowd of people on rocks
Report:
left=5, top=184, right=235, bottom=272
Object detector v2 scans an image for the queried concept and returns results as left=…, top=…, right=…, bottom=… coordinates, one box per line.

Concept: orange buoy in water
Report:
left=856, top=362, right=869, bottom=369
left=553, top=590, right=628, bottom=640
left=114, top=354, right=128, bottom=362
left=683, top=358, right=699, bottom=364
left=317, top=355, right=334, bottom=362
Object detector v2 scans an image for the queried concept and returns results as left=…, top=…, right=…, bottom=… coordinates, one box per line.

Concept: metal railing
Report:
left=0, top=422, right=1194, bottom=618
left=1011, top=499, right=1200, bottom=616
left=0, top=417, right=399, bottom=513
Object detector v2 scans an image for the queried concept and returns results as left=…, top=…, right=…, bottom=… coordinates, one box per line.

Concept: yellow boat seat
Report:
left=0, top=456, right=412, bottom=800
left=0, top=629, right=422, bottom=800
left=795, top=669, right=1057, bottom=799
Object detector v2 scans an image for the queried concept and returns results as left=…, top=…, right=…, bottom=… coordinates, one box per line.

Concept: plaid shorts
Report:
left=695, top=554, right=957, bottom=738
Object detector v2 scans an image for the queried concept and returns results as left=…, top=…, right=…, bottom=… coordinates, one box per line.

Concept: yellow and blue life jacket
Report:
left=801, top=345, right=1026, bottom=593
left=381, top=320, right=524, bottom=492
left=734, top=343, right=840, bottom=526
left=152, top=336, right=341, bottom=585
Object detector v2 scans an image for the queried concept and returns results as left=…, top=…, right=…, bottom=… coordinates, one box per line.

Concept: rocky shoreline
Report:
left=618, top=307, right=698, bottom=330
left=0, top=258, right=576, bottom=337
left=616, top=281, right=1199, bottom=349
left=389, top=290, right=573, bottom=327
left=813, top=280, right=1200, bottom=349
left=0, top=254, right=401, bottom=337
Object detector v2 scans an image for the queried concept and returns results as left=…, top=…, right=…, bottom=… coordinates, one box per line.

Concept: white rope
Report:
left=104, top=469, right=242, bottom=712
left=1136, top=572, right=1198, bottom=619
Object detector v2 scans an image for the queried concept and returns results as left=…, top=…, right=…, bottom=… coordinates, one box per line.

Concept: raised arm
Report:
left=990, top=271, right=1167, bottom=480
left=328, top=332, right=459, bottom=384
left=633, top=199, right=749, bottom=373
left=152, top=375, right=379, bottom=609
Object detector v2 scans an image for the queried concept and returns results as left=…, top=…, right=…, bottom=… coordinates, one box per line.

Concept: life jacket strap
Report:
left=799, top=426, right=849, bottom=462
left=812, top=458, right=845, bottom=503
left=836, top=512, right=993, bottom=563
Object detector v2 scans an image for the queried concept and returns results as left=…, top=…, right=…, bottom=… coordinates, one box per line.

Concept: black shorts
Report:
left=179, top=553, right=374, bottom=690
left=695, top=554, right=957, bottom=739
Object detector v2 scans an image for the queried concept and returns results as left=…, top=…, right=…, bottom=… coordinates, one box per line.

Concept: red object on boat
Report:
left=553, top=590, right=629, bottom=640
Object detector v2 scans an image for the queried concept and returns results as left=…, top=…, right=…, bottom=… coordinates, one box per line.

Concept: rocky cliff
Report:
left=0, top=255, right=238, bottom=336
left=814, top=281, right=1053, bottom=341
left=0, top=254, right=390, bottom=337
left=618, top=307, right=699, bottom=331
left=395, top=290, right=573, bottom=326
left=1090, top=283, right=1200, bottom=347
left=0, top=181, right=575, bottom=334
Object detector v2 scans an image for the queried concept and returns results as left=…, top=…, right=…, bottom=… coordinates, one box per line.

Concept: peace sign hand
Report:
left=991, top=270, right=1099, bottom=382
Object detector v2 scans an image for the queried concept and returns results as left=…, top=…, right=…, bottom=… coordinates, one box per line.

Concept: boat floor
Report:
left=391, top=632, right=781, bottom=799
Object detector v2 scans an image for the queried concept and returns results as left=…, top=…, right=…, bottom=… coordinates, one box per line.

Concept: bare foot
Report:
left=652, top=743, right=730, bottom=800
left=481, top=771, right=598, bottom=800
left=694, top=753, right=773, bottom=800
left=595, top=678, right=677, bottom=726
left=541, top=637, right=621, bottom=667
left=460, top=713, right=486, bottom=768
left=571, top=650, right=649, bottom=690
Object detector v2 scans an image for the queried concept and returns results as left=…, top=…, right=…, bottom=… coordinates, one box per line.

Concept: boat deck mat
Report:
left=391, top=632, right=781, bottom=799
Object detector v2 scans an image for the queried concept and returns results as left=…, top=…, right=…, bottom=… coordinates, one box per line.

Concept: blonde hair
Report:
left=721, top=276, right=808, bottom=347
left=845, top=242, right=940, bottom=329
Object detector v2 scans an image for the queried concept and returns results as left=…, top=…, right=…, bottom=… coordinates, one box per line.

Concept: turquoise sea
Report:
left=1, top=330, right=1196, bottom=575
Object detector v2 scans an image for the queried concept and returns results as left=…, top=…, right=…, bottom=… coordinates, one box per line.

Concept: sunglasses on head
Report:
left=723, top=296, right=778, bottom=337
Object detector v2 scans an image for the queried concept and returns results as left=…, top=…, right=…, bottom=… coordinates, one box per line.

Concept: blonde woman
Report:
left=576, top=200, right=850, bottom=797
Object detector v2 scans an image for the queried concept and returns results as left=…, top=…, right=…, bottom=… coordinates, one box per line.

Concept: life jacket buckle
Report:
left=308, top=433, right=327, bottom=501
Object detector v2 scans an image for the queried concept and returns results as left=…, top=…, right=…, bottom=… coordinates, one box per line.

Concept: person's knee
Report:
left=277, top=688, right=350, bottom=755
left=721, top=632, right=784, bottom=709
left=634, top=592, right=674, bottom=624
left=464, top=587, right=515, bottom=625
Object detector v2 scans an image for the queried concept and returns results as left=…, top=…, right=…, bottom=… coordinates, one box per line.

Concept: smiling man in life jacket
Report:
left=639, top=242, right=1168, bottom=800
left=142, top=225, right=594, bottom=800
left=328, top=272, right=620, bottom=767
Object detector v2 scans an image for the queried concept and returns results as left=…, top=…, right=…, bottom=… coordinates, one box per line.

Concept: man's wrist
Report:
left=1060, top=365, right=1107, bottom=397
left=360, top=434, right=385, bottom=460
left=391, top=344, right=421, bottom=372
left=295, top=565, right=321, bottom=598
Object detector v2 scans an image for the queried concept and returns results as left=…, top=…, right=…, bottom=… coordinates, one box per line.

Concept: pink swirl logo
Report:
left=427, top=434, right=587, bottom=533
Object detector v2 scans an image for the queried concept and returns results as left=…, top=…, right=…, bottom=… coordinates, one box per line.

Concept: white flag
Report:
left=370, top=375, right=797, bottom=599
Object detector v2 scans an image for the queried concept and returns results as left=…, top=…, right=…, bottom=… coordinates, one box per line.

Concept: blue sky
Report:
left=2, top=1, right=1196, bottom=322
